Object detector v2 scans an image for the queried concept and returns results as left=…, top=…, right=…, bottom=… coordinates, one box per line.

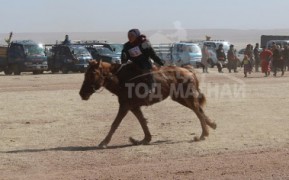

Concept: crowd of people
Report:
left=201, top=42, right=289, bottom=78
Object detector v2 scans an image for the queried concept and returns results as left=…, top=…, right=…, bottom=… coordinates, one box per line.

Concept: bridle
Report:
left=89, top=63, right=127, bottom=93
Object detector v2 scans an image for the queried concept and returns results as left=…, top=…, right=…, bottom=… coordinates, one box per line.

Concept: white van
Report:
left=153, top=43, right=202, bottom=67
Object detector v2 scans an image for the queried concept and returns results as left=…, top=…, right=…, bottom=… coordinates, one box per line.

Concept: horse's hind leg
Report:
left=130, top=107, right=152, bottom=145
left=184, top=98, right=210, bottom=141
left=172, top=96, right=212, bottom=141
left=99, top=105, right=129, bottom=148
left=199, top=107, right=217, bottom=130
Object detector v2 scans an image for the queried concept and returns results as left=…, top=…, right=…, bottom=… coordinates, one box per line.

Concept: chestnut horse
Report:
left=79, top=60, right=216, bottom=148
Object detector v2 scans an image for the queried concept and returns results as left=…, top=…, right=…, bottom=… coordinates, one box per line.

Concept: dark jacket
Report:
left=227, top=49, right=236, bottom=61
left=272, top=49, right=281, bottom=61
left=254, top=47, right=260, bottom=60
left=121, top=40, right=163, bottom=70
left=216, top=48, right=226, bottom=61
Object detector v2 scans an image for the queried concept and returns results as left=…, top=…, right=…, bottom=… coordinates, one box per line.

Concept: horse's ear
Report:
left=88, top=60, right=94, bottom=66
left=89, top=60, right=97, bottom=66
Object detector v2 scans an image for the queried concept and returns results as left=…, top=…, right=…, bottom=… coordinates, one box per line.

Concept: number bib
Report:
left=128, top=46, right=142, bottom=57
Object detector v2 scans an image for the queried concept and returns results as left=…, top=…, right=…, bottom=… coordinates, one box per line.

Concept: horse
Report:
left=79, top=60, right=216, bottom=148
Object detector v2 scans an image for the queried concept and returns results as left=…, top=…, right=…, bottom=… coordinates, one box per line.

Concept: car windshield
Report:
left=221, top=43, right=230, bottom=52
left=109, top=44, right=123, bottom=54
left=97, top=48, right=114, bottom=55
left=186, top=45, right=200, bottom=53
left=70, top=46, right=90, bottom=56
left=24, top=44, right=45, bottom=56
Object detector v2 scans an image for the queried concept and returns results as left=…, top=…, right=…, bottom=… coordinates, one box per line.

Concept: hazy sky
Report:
left=0, top=0, right=289, bottom=33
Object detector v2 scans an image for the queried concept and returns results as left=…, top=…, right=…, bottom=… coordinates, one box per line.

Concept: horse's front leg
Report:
left=99, top=105, right=129, bottom=148
left=129, top=107, right=152, bottom=145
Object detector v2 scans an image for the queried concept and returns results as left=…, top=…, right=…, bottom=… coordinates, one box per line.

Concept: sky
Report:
left=0, top=0, right=289, bottom=33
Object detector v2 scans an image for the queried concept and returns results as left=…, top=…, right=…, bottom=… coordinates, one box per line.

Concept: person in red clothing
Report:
left=260, top=46, right=273, bottom=77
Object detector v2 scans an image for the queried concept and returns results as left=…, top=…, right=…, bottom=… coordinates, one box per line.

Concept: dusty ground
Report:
left=1, top=67, right=289, bottom=180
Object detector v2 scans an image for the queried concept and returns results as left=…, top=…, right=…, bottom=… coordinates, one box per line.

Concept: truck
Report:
left=261, top=35, right=289, bottom=48
left=0, top=40, right=48, bottom=75
left=153, top=42, right=202, bottom=67
left=46, top=44, right=92, bottom=74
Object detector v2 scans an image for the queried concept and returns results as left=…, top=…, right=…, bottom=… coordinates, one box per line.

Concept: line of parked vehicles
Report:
left=0, top=39, right=123, bottom=75
left=1, top=35, right=289, bottom=75
left=0, top=39, right=248, bottom=75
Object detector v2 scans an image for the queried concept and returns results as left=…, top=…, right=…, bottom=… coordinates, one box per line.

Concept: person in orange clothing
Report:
left=260, top=46, right=273, bottom=77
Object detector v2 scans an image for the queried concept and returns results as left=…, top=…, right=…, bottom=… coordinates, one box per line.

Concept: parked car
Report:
left=47, top=44, right=92, bottom=73
left=0, top=40, right=48, bottom=75
left=86, top=45, right=121, bottom=64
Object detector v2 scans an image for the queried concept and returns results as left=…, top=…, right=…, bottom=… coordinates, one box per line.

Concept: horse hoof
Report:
left=129, top=137, right=150, bottom=145
left=194, top=136, right=205, bottom=142
left=142, top=141, right=150, bottom=145
left=129, top=137, right=139, bottom=145
left=98, top=143, right=108, bottom=149
left=194, top=136, right=200, bottom=142
left=212, top=123, right=217, bottom=130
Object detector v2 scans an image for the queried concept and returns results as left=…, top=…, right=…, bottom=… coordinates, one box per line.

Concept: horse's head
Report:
left=79, top=60, right=105, bottom=100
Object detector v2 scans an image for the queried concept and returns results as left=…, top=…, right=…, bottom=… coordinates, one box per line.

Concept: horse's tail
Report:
left=182, top=65, right=205, bottom=106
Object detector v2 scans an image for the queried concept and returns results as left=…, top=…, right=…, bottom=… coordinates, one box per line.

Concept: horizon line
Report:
left=1, top=28, right=289, bottom=34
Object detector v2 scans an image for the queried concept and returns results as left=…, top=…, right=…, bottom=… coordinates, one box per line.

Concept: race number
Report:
left=128, top=46, right=142, bottom=57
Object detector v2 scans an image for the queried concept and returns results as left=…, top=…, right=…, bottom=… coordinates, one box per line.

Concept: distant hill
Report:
left=1, top=29, right=289, bottom=49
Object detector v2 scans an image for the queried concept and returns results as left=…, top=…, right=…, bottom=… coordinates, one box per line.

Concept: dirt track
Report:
left=1, top=68, right=289, bottom=179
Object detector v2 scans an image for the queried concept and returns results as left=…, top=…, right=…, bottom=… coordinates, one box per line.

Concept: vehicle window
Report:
left=10, top=44, right=25, bottom=57
left=204, top=42, right=216, bottom=49
left=186, top=45, right=200, bottom=53
left=222, top=43, right=230, bottom=52
left=24, top=44, right=45, bottom=56
left=109, top=44, right=123, bottom=53
left=96, top=48, right=113, bottom=55
left=176, top=44, right=184, bottom=52
left=69, top=46, right=90, bottom=56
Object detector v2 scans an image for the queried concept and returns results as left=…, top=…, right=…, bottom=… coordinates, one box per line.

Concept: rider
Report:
left=121, top=29, right=164, bottom=93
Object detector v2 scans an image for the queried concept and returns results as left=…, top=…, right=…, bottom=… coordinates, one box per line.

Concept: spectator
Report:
left=282, top=45, right=289, bottom=71
left=241, top=55, right=252, bottom=78
left=260, top=46, right=272, bottom=77
left=244, top=44, right=254, bottom=67
left=227, top=44, right=238, bottom=73
left=254, top=43, right=260, bottom=72
left=201, top=45, right=209, bottom=73
left=272, top=44, right=284, bottom=76
left=216, top=44, right=226, bottom=73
